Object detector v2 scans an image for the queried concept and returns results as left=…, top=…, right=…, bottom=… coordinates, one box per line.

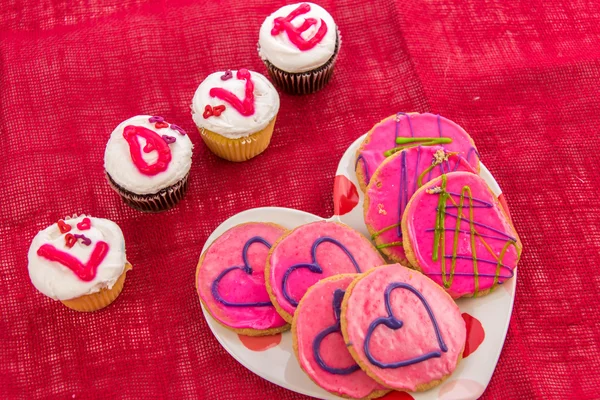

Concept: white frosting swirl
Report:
left=258, top=3, right=337, bottom=73
left=104, top=115, right=193, bottom=195
left=191, top=70, right=280, bottom=139
left=28, top=216, right=127, bottom=301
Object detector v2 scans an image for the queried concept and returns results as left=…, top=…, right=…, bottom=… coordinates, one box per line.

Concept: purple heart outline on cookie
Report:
left=281, top=237, right=361, bottom=306
left=211, top=236, right=274, bottom=307
left=312, top=289, right=360, bottom=375
left=364, top=282, right=448, bottom=368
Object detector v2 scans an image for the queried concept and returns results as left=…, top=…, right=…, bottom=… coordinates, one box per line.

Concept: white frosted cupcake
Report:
left=258, top=2, right=341, bottom=94
left=191, top=69, right=280, bottom=162
left=104, top=115, right=193, bottom=212
left=28, top=215, right=131, bottom=312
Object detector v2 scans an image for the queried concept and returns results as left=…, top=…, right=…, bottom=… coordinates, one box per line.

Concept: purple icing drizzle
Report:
left=148, top=116, right=164, bottom=123
left=211, top=236, right=274, bottom=307
left=162, top=134, right=176, bottom=144
left=364, top=282, right=448, bottom=368
left=355, top=154, right=370, bottom=182
left=440, top=210, right=517, bottom=241
left=73, top=234, right=91, bottom=246
left=312, top=289, right=360, bottom=375
left=169, top=124, right=187, bottom=136
left=281, top=237, right=362, bottom=307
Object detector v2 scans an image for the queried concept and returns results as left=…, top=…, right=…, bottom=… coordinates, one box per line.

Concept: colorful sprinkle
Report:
left=162, top=135, right=176, bottom=144
left=169, top=124, right=187, bottom=136
left=220, top=70, right=233, bottom=80
left=77, top=217, right=91, bottom=231
left=148, top=116, right=164, bottom=123
left=203, top=104, right=226, bottom=119
left=73, top=234, right=91, bottom=246
left=154, top=121, right=169, bottom=129
left=64, top=233, right=77, bottom=248
left=57, top=220, right=71, bottom=234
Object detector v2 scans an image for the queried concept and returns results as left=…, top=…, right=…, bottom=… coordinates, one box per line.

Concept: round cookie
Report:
left=28, top=215, right=131, bottom=312
left=364, top=146, right=477, bottom=265
left=266, top=221, right=385, bottom=323
left=355, top=112, right=479, bottom=192
left=402, top=171, right=522, bottom=298
left=292, top=275, right=389, bottom=400
left=341, top=264, right=465, bottom=392
left=196, top=223, right=289, bottom=336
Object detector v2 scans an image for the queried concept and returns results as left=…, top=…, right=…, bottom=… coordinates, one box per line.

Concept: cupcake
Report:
left=191, top=69, right=280, bottom=162
left=28, top=215, right=131, bottom=312
left=104, top=115, right=193, bottom=212
left=196, top=222, right=289, bottom=336
left=258, top=2, right=340, bottom=94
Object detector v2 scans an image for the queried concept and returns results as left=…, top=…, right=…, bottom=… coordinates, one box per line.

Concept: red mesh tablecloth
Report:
left=1, top=0, right=599, bottom=398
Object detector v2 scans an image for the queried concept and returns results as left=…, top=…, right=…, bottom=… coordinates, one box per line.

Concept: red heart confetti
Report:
left=64, top=233, right=77, bottom=248
left=77, top=217, right=91, bottom=231
left=203, top=104, right=227, bottom=119
left=57, top=219, right=71, bottom=234
left=143, top=142, right=155, bottom=153
left=154, top=121, right=169, bottom=129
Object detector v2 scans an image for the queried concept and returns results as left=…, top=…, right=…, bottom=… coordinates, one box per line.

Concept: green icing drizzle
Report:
left=384, top=137, right=453, bottom=157
left=431, top=174, right=517, bottom=297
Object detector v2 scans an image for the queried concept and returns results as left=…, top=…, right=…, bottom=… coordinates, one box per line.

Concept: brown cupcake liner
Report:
left=106, top=173, right=189, bottom=213
left=260, top=29, right=341, bottom=95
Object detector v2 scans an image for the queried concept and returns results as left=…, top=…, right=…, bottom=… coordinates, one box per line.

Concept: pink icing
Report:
left=356, top=113, right=479, bottom=189
left=197, top=223, right=287, bottom=331
left=295, top=275, right=387, bottom=398
left=365, top=146, right=476, bottom=263
left=268, top=221, right=384, bottom=318
left=404, top=172, right=520, bottom=298
left=343, top=264, right=465, bottom=391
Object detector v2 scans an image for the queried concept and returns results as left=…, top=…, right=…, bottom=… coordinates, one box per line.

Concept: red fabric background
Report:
left=1, top=0, right=599, bottom=398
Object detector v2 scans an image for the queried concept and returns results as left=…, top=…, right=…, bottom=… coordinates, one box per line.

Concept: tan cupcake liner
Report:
left=61, top=263, right=132, bottom=312
left=199, top=117, right=276, bottom=162
left=106, top=173, right=189, bottom=213
left=260, top=29, right=341, bottom=95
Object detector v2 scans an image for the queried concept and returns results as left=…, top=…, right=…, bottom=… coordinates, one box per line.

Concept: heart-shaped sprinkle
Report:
left=155, top=121, right=169, bottom=129
left=57, top=219, right=71, bottom=234
left=203, top=105, right=214, bottom=119
left=162, top=135, right=176, bottom=144
left=64, top=233, right=77, bottom=248
left=220, top=70, right=233, bottom=80
left=77, top=217, right=91, bottom=231
left=169, top=124, right=187, bottom=136
left=148, top=116, right=164, bottom=123
left=213, top=105, right=226, bottom=116
left=74, top=234, right=91, bottom=246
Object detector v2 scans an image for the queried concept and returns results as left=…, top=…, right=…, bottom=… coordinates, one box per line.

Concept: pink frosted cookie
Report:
left=402, top=172, right=522, bottom=298
left=266, top=221, right=384, bottom=323
left=341, top=264, right=465, bottom=392
left=293, top=275, right=389, bottom=399
left=355, top=112, right=479, bottom=191
left=196, top=223, right=289, bottom=336
left=365, top=146, right=477, bottom=264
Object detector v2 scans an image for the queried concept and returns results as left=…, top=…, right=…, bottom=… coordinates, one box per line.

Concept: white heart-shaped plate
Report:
left=200, top=134, right=516, bottom=400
